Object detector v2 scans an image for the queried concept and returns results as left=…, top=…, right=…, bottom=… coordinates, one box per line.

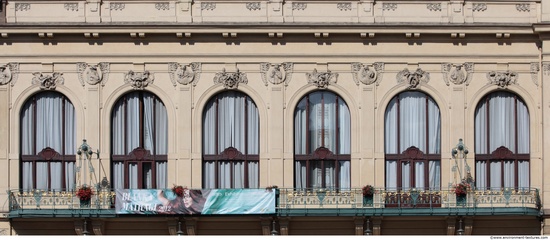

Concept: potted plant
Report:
left=76, top=185, right=94, bottom=207
left=454, top=182, right=470, bottom=204
left=362, top=185, right=374, bottom=206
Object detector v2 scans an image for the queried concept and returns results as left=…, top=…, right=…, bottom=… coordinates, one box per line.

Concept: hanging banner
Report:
left=115, top=188, right=276, bottom=215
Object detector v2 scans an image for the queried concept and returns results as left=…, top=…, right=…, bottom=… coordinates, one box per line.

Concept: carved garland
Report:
left=351, top=62, right=384, bottom=86
left=124, top=70, right=155, bottom=89
left=306, top=69, right=338, bottom=88
left=396, top=68, right=429, bottom=89
left=213, top=68, right=248, bottom=89
left=168, top=62, right=202, bottom=86
left=0, top=63, right=20, bottom=86
left=77, top=62, right=110, bottom=86
left=32, top=72, right=64, bottom=90
left=260, top=62, right=293, bottom=86
left=486, top=71, right=518, bottom=88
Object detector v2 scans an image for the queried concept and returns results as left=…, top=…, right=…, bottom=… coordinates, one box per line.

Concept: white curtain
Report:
left=21, top=92, right=76, bottom=191
left=385, top=92, right=441, bottom=190
left=203, top=92, right=260, bottom=188
left=475, top=92, right=530, bottom=190
left=112, top=92, right=167, bottom=189
left=294, top=91, right=351, bottom=189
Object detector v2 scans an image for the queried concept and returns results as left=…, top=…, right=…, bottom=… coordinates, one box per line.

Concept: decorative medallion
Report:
left=351, top=62, right=384, bottom=86
left=396, top=68, right=429, bottom=89
left=486, top=71, right=518, bottom=88
left=442, top=63, right=474, bottom=86
left=530, top=63, right=539, bottom=87
left=124, top=71, right=154, bottom=89
left=0, top=63, right=19, bottom=86
left=32, top=72, right=64, bottom=90
left=260, top=62, right=293, bottom=86
left=168, top=62, right=201, bottom=86
left=213, top=68, right=248, bottom=89
left=306, top=69, right=338, bottom=89
left=77, top=62, right=110, bottom=86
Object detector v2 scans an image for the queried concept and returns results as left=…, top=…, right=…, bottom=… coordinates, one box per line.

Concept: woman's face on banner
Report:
left=183, top=189, right=192, bottom=208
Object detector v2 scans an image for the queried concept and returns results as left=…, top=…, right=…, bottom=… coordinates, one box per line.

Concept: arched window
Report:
left=202, top=91, right=259, bottom=189
left=294, top=91, right=351, bottom=190
left=111, top=91, right=168, bottom=189
left=385, top=91, right=441, bottom=190
left=20, top=92, right=76, bottom=191
left=475, top=91, right=529, bottom=190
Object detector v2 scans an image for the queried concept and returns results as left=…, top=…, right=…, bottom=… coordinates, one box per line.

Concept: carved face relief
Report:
left=0, top=63, right=19, bottom=86
left=442, top=63, right=473, bottom=86
left=306, top=68, right=338, bottom=88
left=77, top=62, right=110, bottom=86
left=32, top=72, right=64, bottom=90
left=125, top=70, right=154, bottom=89
left=169, top=62, right=201, bottom=86
left=214, top=68, right=248, bottom=89
left=487, top=71, right=518, bottom=88
left=351, top=62, right=384, bottom=85
left=397, top=68, right=429, bottom=89
left=260, top=62, right=293, bottom=86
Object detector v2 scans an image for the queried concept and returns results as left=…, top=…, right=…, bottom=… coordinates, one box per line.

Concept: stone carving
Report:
left=382, top=3, right=397, bottom=11
left=543, top=62, right=550, bottom=76
left=351, top=62, right=384, bottom=86
left=168, top=62, right=201, bottom=86
left=292, top=3, right=307, bottom=10
left=77, top=62, right=110, bottom=86
left=472, top=3, right=487, bottom=12
left=246, top=2, right=261, bottom=11
left=110, top=3, right=125, bottom=11
left=396, top=68, right=430, bottom=89
left=201, top=2, right=216, bottom=10
left=0, top=63, right=19, bottom=86
left=155, top=3, right=170, bottom=10
left=15, top=3, right=31, bottom=11
left=516, top=4, right=530, bottom=12
left=260, top=62, right=293, bottom=86
left=442, top=63, right=474, bottom=86
left=306, top=69, right=338, bottom=89
left=64, top=3, right=79, bottom=11
left=337, top=3, right=352, bottom=11
left=32, top=72, right=64, bottom=90
left=486, top=71, right=518, bottom=88
left=124, top=71, right=154, bottom=89
left=427, top=3, right=441, bottom=11
left=214, top=68, right=248, bottom=89
left=530, top=63, right=539, bottom=87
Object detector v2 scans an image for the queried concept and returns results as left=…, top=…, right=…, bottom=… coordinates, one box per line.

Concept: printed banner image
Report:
left=115, top=188, right=276, bottom=215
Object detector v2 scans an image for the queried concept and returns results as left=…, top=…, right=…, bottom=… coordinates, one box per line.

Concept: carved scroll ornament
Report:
left=32, top=72, right=64, bottom=90
left=213, top=68, right=248, bottom=89
left=487, top=71, right=517, bottom=88
left=396, top=68, right=429, bottom=89
left=306, top=69, right=338, bottom=88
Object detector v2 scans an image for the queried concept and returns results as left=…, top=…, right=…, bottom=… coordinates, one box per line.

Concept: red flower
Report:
left=172, top=185, right=187, bottom=198
left=454, top=182, right=470, bottom=197
left=76, top=185, right=94, bottom=201
left=362, top=185, right=374, bottom=197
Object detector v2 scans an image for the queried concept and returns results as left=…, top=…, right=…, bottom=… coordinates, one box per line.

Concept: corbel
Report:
left=406, top=32, right=420, bottom=38
left=130, top=32, right=146, bottom=38
left=496, top=33, right=510, bottom=38
left=451, top=33, right=465, bottom=38
left=38, top=32, right=54, bottom=38
left=314, top=32, right=329, bottom=38
left=176, top=32, right=192, bottom=38
left=360, top=32, right=375, bottom=38
left=84, top=33, right=99, bottom=38
left=222, top=32, right=237, bottom=38
left=1, top=33, right=8, bottom=38
left=268, top=32, right=283, bottom=38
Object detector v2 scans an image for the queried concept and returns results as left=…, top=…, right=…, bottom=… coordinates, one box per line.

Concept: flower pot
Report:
left=456, top=194, right=466, bottom=205
left=80, top=199, right=91, bottom=208
left=363, top=195, right=373, bottom=206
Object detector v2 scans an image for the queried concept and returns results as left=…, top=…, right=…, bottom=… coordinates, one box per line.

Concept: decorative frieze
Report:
left=77, top=62, right=110, bottom=86
left=292, top=3, right=307, bottom=11
left=516, top=4, right=530, bottom=12
left=396, top=68, right=430, bottom=89
left=168, top=62, right=202, bottom=86
left=110, top=2, right=125, bottom=11
left=472, top=3, right=487, bottom=12
left=382, top=3, right=397, bottom=11
left=306, top=69, right=338, bottom=89
left=124, top=71, right=154, bottom=89
left=155, top=3, right=170, bottom=10
left=337, top=3, right=352, bottom=11
left=246, top=2, right=261, bottom=11
left=15, top=3, right=31, bottom=11
left=530, top=63, right=539, bottom=87
left=32, top=72, right=64, bottom=90
left=543, top=62, right=550, bottom=76
left=487, top=71, right=518, bottom=88
left=0, top=63, right=19, bottom=86
left=351, top=62, right=384, bottom=86
left=201, top=2, right=216, bottom=11
left=427, top=3, right=441, bottom=12
left=214, top=69, right=248, bottom=89
left=64, top=3, right=79, bottom=11
left=442, top=63, right=474, bottom=86
left=260, top=62, right=294, bottom=86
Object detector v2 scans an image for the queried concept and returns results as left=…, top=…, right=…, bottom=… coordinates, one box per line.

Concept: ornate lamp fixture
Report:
left=451, top=139, right=474, bottom=185
left=271, top=220, right=279, bottom=235
left=177, top=220, right=185, bottom=236
left=364, top=217, right=372, bottom=235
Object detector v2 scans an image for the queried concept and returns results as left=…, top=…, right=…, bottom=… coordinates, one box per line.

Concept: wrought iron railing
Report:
left=7, top=188, right=541, bottom=212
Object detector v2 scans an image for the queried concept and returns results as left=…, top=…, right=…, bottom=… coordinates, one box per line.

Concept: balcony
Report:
left=7, top=188, right=541, bottom=218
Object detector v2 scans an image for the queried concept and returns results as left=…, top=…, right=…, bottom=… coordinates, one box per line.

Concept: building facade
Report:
left=0, top=0, right=549, bottom=235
